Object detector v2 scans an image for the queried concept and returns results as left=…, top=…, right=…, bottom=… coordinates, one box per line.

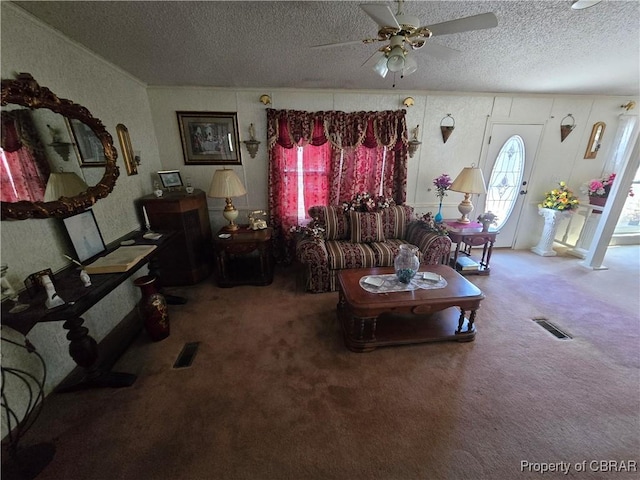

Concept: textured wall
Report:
left=147, top=86, right=637, bottom=248
left=1, top=3, right=164, bottom=410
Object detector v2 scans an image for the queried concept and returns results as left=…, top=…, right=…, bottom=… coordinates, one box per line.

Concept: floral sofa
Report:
left=295, top=204, right=452, bottom=293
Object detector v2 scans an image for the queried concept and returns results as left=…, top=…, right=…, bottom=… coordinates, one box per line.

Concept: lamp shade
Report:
left=450, top=166, right=487, bottom=194
left=403, top=55, right=418, bottom=76
left=373, top=55, right=389, bottom=78
left=208, top=169, right=247, bottom=198
left=387, top=46, right=406, bottom=72
left=44, top=172, right=88, bottom=202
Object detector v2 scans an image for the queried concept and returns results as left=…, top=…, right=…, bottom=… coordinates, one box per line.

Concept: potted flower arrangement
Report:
left=432, top=173, right=452, bottom=223
left=533, top=182, right=579, bottom=257
left=540, top=181, right=580, bottom=212
left=477, top=212, right=498, bottom=232
left=582, top=173, right=634, bottom=214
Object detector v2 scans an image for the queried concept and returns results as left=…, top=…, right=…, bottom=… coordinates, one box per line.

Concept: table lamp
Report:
left=44, top=171, right=88, bottom=202
left=208, top=168, right=247, bottom=231
left=449, top=165, right=487, bottom=224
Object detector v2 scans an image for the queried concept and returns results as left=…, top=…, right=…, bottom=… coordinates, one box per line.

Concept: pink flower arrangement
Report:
left=433, top=174, right=452, bottom=199
left=583, top=173, right=634, bottom=198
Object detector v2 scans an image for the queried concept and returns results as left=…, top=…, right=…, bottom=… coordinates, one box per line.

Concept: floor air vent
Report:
left=532, top=318, right=572, bottom=340
left=173, top=342, right=200, bottom=368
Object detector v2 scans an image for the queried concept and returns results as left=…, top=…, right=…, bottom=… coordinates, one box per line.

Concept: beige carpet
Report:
left=7, top=246, right=640, bottom=480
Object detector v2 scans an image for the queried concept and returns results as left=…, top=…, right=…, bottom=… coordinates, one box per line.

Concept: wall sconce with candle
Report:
left=243, top=123, right=261, bottom=158
left=47, top=124, right=73, bottom=162
left=407, top=125, right=422, bottom=158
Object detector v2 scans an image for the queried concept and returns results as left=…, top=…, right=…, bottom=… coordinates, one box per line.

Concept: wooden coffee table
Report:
left=337, top=265, right=485, bottom=352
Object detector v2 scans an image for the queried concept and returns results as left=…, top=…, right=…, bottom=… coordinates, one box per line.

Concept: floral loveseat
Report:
left=295, top=204, right=452, bottom=293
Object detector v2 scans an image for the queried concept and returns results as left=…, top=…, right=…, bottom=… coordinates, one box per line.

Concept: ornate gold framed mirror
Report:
left=584, top=121, right=605, bottom=159
left=1, top=73, right=119, bottom=220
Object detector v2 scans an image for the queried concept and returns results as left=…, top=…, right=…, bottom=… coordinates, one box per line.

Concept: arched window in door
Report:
left=486, top=135, right=525, bottom=230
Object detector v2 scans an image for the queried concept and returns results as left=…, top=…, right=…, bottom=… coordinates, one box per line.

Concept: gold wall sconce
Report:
left=621, top=101, right=636, bottom=111
left=440, top=114, right=455, bottom=144
left=560, top=114, right=575, bottom=143
left=243, top=123, right=261, bottom=158
left=259, top=94, right=272, bottom=105
left=116, top=123, right=138, bottom=175
left=584, top=121, right=605, bottom=159
left=403, top=97, right=414, bottom=108
left=407, top=125, right=422, bottom=158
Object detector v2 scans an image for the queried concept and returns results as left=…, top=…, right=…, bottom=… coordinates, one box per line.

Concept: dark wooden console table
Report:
left=1, top=230, right=176, bottom=392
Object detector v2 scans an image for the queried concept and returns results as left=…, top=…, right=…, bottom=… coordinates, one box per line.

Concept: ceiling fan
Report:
left=311, top=0, right=498, bottom=79
left=571, top=0, right=602, bottom=9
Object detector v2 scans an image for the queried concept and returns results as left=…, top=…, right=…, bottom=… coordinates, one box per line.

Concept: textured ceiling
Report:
left=10, top=0, right=640, bottom=95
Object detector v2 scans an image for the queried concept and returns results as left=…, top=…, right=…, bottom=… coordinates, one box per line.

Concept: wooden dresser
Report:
left=137, top=189, right=212, bottom=285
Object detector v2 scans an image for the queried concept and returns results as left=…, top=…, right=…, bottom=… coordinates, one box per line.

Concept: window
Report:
left=485, top=135, right=525, bottom=230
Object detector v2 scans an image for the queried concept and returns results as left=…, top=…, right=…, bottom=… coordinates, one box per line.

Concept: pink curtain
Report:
left=1, top=111, right=50, bottom=203
left=267, top=109, right=408, bottom=262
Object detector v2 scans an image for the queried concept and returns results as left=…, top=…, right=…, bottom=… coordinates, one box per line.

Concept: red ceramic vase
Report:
left=133, top=275, right=170, bottom=341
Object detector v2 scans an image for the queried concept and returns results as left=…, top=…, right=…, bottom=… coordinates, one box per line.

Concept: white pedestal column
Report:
left=531, top=208, right=571, bottom=257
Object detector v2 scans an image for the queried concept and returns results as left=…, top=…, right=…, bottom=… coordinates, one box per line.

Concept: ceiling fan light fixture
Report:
left=373, top=55, right=389, bottom=78
left=402, top=55, right=417, bottom=76
left=387, top=46, right=405, bottom=72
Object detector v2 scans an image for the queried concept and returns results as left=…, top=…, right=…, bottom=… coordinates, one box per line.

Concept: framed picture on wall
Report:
left=176, top=111, right=241, bottom=165
left=66, top=118, right=107, bottom=167
left=62, top=208, right=106, bottom=263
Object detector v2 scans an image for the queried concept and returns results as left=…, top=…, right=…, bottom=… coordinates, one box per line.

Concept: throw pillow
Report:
left=308, top=206, right=349, bottom=240
left=350, top=211, right=385, bottom=243
left=381, top=205, right=413, bottom=239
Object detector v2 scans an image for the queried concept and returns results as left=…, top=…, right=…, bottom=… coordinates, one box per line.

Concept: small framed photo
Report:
left=157, top=170, right=184, bottom=189
left=66, top=118, right=107, bottom=167
left=176, top=111, right=241, bottom=165
left=62, top=209, right=106, bottom=263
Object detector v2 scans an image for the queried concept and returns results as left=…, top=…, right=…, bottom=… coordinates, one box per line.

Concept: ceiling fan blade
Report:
left=422, top=42, right=461, bottom=60
left=310, top=38, right=380, bottom=50
left=426, top=12, right=498, bottom=36
left=362, top=50, right=384, bottom=68
left=571, top=0, right=602, bottom=9
left=361, top=4, right=400, bottom=29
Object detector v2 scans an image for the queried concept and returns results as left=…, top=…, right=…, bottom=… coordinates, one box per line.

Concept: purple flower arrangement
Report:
left=433, top=174, right=452, bottom=199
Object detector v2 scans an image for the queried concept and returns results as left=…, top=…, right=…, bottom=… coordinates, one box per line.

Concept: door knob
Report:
left=519, top=190, right=528, bottom=195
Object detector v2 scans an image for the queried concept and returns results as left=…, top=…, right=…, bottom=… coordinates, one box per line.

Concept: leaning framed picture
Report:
left=176, top=111, right=242, bottom=165
left=157, top=170, right=184, bottom=189
left=66, top=118, right=107, bottom=167
left=62, top=208, right=106, bottom=263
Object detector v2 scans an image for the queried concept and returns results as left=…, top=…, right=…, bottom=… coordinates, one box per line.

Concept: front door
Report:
left=482, top=123, right=543, bottom=248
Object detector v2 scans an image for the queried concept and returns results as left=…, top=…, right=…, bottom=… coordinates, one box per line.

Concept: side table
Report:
left=213, top=226, right=274, bottom=287
left=445, top=220, right=499, bottom=275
